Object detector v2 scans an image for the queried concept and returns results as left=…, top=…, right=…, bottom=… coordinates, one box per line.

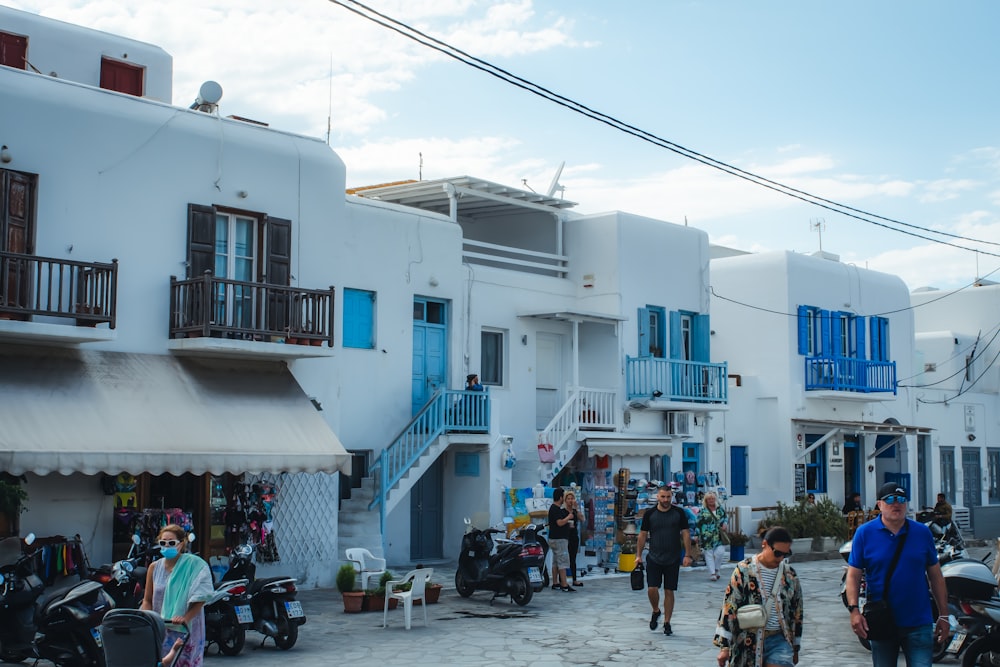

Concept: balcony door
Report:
left=535, top=332, right=564, bottom=430
left=0, top=170, right=34, bottom=312
left=214, top=212, right=257, bottom=329
left=411, top=298, right=447, bottom=415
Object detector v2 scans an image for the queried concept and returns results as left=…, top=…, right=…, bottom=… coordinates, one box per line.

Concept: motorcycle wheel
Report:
left=509, top=572, right=533, bottom=606
left=273, top=621, right=298, bottom=651
left=963, top=637, right=1000, bottom=667
left=455, top=571, right=475, bottom=598
left=542, top=569, right=550, bottom=588
left=218, top=626, right=246, bottom=656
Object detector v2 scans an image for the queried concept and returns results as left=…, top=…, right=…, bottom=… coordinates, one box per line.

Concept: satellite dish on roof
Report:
left=546, top=161, right=565, bottom=198
left=190, top=81, right=223, bottom=112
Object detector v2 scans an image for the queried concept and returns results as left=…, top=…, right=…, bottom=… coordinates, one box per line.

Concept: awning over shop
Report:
left=584, top=435, right=674, bottom=458
left=791, top=418, right=932, bottom=460
left=0, top=347, right=351, bottom=476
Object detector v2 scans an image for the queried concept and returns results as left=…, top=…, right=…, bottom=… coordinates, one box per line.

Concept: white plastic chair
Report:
left=382, top=568, right=433, bottom=630
left=344, top=548, right=386, bottom=591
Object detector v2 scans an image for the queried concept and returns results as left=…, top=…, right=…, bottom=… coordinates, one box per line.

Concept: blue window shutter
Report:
left=730, top=446, right=748, bottom=495
left=796, top=306, right=809, bottom=355
left=669, top=311, right=682, bottom=359
left=831, top=312, right=844, bottom=357
left=869, top=317, right=878, bottom=360
left=854, top=316, right=866, bottom=359
left=819, top=310, right=831, bottom=356
left=692, top=313, right=710, bottom=362
left=637, top=307, right=651, bottom=357
left=880, top=318, right=890, bottom=361
left=343, top=289, right=374, bottom=349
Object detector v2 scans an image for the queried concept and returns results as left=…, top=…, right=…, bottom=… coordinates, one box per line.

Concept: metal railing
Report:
left=169, top=272, right=335, bottom=345
left=804, top=356, right=897, bottom=394
left=625, top=356, right=728, bottom=402
left=537, top=386, right=617, bottom=484
left=462, top=238, right=568, bottom=278
left=0, top=251, right=117, bottom=327
left=369, top=389, right=490, bottom=544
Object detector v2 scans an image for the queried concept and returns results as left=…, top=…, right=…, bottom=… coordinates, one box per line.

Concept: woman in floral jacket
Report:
left=714, top=526, right=803, bottom=667
left=695, top=492, right=729, bottom=581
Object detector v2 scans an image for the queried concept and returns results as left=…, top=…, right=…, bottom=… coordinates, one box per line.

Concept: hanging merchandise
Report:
left=537, top=436, right=555, bottom=463
left=244, top=477, right=281, bottom=563
left=502, top=444, right=517, bottom=470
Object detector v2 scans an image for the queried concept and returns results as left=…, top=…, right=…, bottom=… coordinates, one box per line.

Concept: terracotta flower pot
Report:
left=342, top=591, right=365, bottom=613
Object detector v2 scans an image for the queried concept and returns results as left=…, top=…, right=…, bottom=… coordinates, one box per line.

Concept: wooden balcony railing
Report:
left=625, top=355, right=728, bottom=403
left=169, top=272, right=335, bottom=346
left=804, top=356, right=897, bottom=394
left=0, top=251, right=117, bottom=327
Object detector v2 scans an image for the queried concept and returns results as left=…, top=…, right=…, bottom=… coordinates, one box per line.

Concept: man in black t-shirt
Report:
left=635, top=485, right=691, bottom=636
left=548, top=488, right=575, bottom=591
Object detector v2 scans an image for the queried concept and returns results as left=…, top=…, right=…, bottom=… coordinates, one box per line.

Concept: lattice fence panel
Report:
left=246, top=472, right=340, bottom=589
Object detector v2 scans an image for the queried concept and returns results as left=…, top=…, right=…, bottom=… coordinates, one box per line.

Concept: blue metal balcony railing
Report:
left=625, top=356, right=728, bottom=403
left=804, top=356, right=897, bottom=394
left=369, top=388, right=489, bottom=519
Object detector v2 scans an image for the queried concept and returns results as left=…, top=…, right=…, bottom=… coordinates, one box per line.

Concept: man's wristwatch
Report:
left=847, top=604, right=859, bottom=612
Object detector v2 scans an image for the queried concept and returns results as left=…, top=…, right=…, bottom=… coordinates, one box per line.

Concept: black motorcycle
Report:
left=221, top=543, right=305, bottom=650
left=455, top=518, right=545, bottom=606
left=88, top=534, right=150, bottom=610
left=0, top=533, right=114, bottom=667
left=203, top=574, right=252, bottom=656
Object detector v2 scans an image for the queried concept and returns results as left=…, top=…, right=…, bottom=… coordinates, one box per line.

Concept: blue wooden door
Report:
left=410, top=457, right=444, bottom=560
left=412, top=298, right=447, bottom=415
left=730, top=446, right=748, bottom=495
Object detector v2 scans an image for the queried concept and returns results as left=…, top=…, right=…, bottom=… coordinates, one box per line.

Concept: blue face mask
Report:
left=161, top=547, right=179, bottom=559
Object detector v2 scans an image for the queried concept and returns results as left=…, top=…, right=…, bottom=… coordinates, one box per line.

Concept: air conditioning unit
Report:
left=666, top=411, right=693, bottom=437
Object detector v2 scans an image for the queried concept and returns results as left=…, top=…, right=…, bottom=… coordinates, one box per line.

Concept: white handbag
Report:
left=736, top=559, right=783, bottom=630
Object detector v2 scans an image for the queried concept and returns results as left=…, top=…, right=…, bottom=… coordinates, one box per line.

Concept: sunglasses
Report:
left=771, top=548, right=792, bottom=559
left=158, top=539, right=180, bottom=548
left=881, top=495, right=907, bottom=505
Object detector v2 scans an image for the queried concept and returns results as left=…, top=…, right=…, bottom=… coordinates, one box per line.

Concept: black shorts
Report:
left=645, top=558, right=680, bottom=591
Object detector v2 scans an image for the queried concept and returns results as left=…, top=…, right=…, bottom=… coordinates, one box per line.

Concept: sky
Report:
left=7, top=0, right=1000, bottom=292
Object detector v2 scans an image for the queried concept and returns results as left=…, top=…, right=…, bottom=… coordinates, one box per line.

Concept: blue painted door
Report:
left=412, top=298, right=447, bottom=415
left=730, top=446, right=748, bottom=495
left=410, top=457, right=444, bottom=560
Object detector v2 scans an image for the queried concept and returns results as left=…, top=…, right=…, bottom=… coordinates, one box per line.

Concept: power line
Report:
left=329, top=0, right=1000, bottom=257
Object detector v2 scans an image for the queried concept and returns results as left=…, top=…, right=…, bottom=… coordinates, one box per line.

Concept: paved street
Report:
left=212, top=550, right=964, bottom=666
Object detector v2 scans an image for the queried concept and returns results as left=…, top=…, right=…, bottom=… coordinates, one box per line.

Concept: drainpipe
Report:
left=443, top=183, right=458, bottom=222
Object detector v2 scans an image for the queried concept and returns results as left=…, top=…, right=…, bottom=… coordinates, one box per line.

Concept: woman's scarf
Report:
left=161, top=553, right=212, bottom=620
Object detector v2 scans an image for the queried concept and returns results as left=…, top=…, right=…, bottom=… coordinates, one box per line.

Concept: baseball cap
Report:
left=877, top=482, right=906, bottom=500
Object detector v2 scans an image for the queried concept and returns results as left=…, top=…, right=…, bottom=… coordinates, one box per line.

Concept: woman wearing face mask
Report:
left=141, top=524, right=213, bottom=667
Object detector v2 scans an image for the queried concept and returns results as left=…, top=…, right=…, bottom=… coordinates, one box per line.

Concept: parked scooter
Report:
left=203, top=575, right=252, bottom=656
left=220, top=543, right=305, bottom=650
left=936, top=555, right=999, bottom=663
left=88, top=534, right=150, bottom=609
left=0, top=533, right=114, bottom=667
left=496, top=522, right=551, bottom=588
left=455, top=518, right=545, bottom=606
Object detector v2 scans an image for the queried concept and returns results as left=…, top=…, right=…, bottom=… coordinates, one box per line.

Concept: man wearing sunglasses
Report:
left=845, top=483, right=950, bottom=667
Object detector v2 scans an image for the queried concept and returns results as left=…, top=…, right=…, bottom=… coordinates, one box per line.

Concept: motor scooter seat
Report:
left=37, top=578, right=79, bottom=614
left=249, top=577, right=290, bottom=594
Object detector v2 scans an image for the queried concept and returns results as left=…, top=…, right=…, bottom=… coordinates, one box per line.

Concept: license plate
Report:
left=946, top=631, right=966, bottom=654
left=235, top=604, right=254, bottom=625
left=527, top=567, right=542, bottom=583
left=285, top=600, right=304, bottom=619
left=90, top=626, right=103, bottom=648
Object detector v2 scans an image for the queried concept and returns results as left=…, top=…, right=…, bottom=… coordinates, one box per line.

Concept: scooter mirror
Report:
left=188, top=533, right=196, bottom=544
left=132, top=534, right=141, bottom=546
left=24, top=533, right=35, bottom=546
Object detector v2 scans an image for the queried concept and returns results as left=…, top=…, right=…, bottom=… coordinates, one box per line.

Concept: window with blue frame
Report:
left=797, top=305, right=871, bottom=360
left=342, top=288, right=375, bottom=349
left=638, top=306, right=666, bottom=357
left=805, top=442, right=827, bottom=493
left=669, top=310, right=710, bottom=361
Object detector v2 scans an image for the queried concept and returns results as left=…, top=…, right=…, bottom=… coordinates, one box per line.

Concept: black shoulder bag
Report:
left=863, top=525, right=908, bottom=641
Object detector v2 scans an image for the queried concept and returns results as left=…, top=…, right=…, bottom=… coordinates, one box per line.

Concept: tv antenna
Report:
left=810, top=218, right=826, bottom=252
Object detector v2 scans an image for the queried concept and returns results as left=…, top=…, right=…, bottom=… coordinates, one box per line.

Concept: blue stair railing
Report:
left=369, top=388, right=489, bottom=543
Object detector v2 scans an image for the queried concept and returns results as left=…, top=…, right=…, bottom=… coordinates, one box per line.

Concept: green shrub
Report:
left=336, top=563, right=357, bottom=593
left=757, top=498, right=848, bottom=540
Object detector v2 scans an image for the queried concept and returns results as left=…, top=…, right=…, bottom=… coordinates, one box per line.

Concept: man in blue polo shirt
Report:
left=845, top=482, right=950, bottom=666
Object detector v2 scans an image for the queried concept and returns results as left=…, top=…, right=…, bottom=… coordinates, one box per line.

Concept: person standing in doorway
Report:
left=635, top=485, right=692, bottom=636
left=548, top=488, right=575, bottom=592
left=845, top=482, right=950, bottom=667
left=696, top=491, right=729, bottom=582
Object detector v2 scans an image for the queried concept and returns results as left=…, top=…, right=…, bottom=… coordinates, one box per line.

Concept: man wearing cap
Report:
left=845, top=483, right=950, bottom=666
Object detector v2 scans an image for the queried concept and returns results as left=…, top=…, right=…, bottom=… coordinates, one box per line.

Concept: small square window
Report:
left=454, top=452, right=480, bottom=477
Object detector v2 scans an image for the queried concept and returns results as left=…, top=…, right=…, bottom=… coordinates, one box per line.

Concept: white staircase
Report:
left=338, top=477, right=383, bottom=559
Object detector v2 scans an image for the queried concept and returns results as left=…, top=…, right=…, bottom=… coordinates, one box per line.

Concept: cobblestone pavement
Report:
left=209, top=548, right=983, bottom=666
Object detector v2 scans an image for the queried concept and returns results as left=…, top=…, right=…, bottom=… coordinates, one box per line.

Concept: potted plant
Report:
left=727, top=531, right=750, bottom=562
left=365, top=571, right=397, bottom=612
left=0, top=479, right=28, bottom=537
left=336, top=563, right=364, bottom=614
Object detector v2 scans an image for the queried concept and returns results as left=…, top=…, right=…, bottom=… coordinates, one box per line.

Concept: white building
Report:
left=708, top=249, right=927, bottom=512
left=1, top=6, right=352, bottom=587
left=911, top=282, right=1000, bottom=519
